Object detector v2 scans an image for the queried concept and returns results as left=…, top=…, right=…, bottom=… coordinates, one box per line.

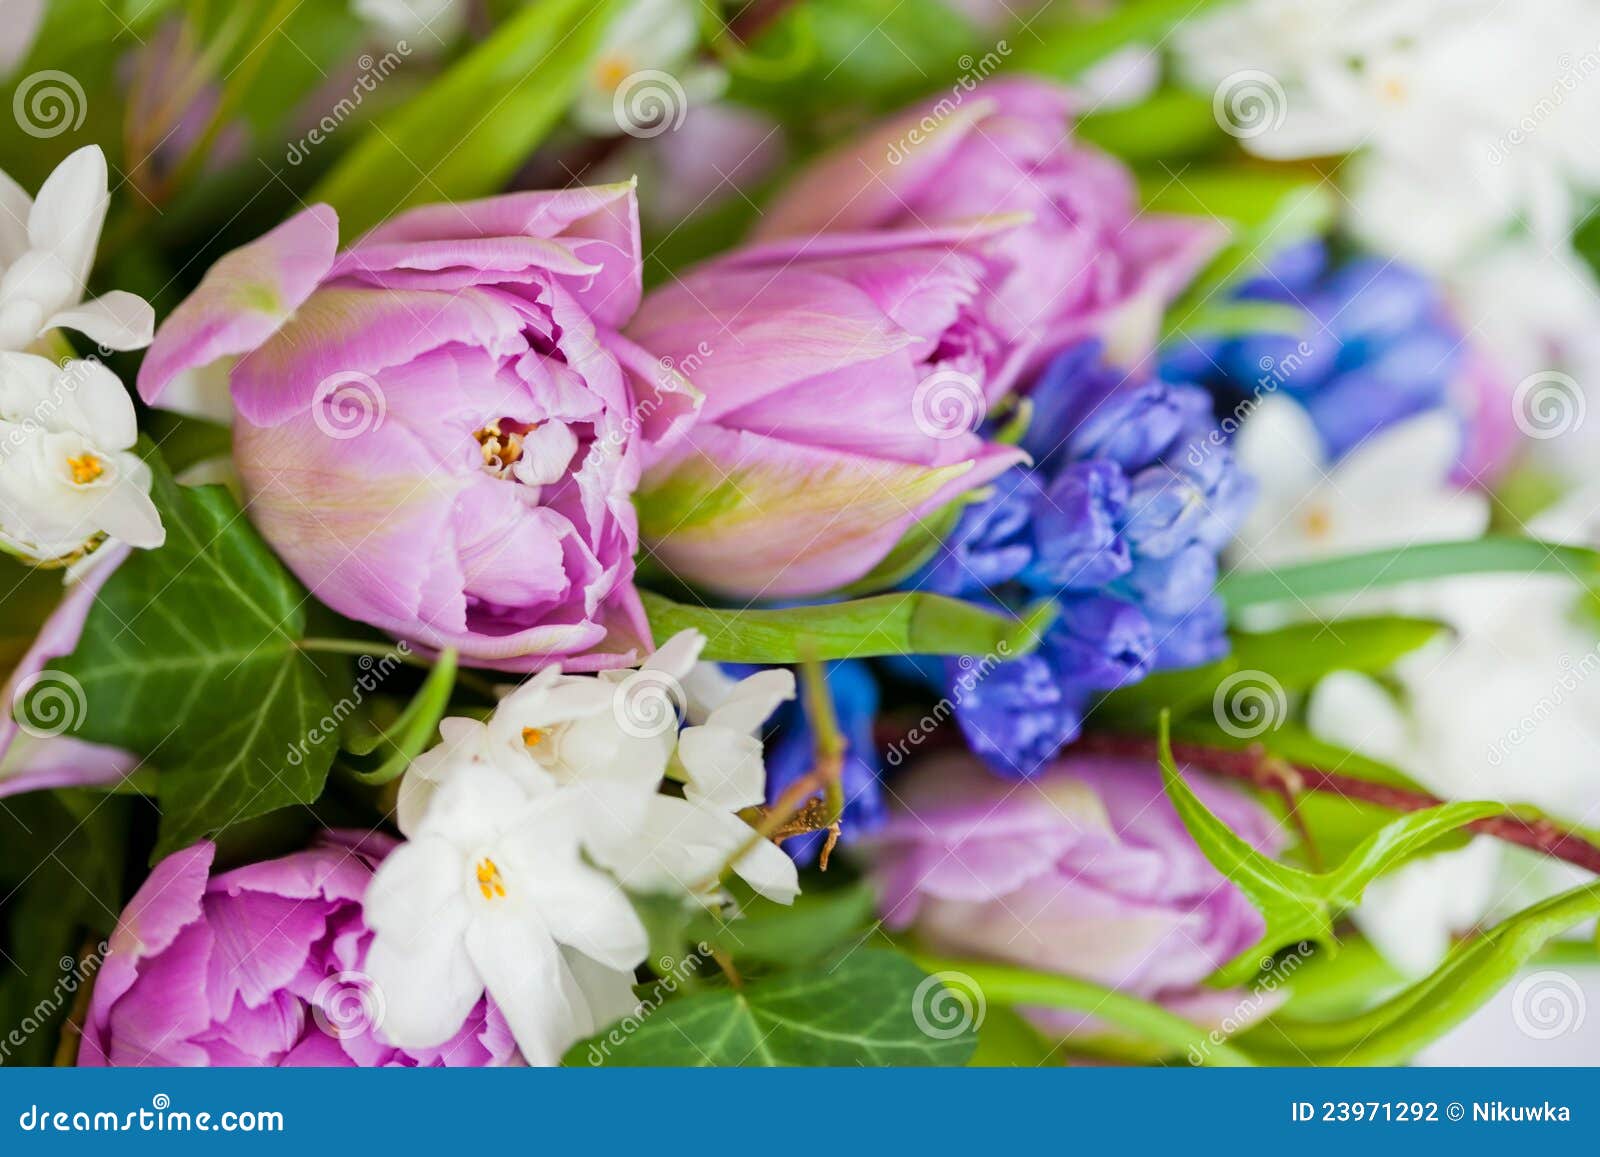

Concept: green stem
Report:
left=912, top=956, right=1258, bottom=1068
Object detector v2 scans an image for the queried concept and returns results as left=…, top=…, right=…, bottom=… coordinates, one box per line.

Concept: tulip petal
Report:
left=138, top=204, right=340, bottom=405
left=639, top=425, right=1024, bottom=596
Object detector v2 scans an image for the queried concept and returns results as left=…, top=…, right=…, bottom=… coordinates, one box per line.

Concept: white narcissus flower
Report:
left=0, top=353, right=163, bottom=562
left=606, top=663, right=800, bottom=906
left=570, top=0, right=727, bottom=138
left=376, top=630, right=802, bottom=1061
left=1176, top=0, right=1600, bottom=268
left=1229, top=395, right=1488, bottom=579
left=365, top=761, right=646, bottom=1064
left=0, top=146, right=153, bottom=353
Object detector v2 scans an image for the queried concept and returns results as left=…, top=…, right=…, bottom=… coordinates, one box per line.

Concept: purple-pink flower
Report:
left=756, top=78, right=1224, bottom=371
left=79, top=833, right=518, bottom=1067
left=627, top=228, right=1027, bottom=597
left=866, top=754, right=1284, bottom=1035
left=138, top=185, right=697, bottom=671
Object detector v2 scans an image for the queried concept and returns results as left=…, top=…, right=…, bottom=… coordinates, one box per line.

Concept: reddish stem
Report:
left=1075, top=732, right=1600, bottom=876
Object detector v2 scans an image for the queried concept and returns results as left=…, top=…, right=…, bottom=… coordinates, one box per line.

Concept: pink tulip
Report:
left=139, top=186, right=697, bottom=671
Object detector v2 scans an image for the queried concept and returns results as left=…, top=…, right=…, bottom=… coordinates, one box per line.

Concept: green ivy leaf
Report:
left=31, top=462, right=340, bottom=858
left=688, top=881, right=878, bottom=967
left=1242, top=881, right=1600, bottom=1064
left=639, top=590, right=1054, bottom=663
left=1156, top=716, right=1502, bottom=984
left=565, top=949, right=975, bottom=1066
left=1218, top=536, right=1600, bottom=613
left=312, top=0, right=625, bottom=236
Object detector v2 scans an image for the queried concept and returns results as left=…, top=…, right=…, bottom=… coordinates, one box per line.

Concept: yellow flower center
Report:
left=475, top=857, right=507, bottom=901
left=67, top=453, right=104, bottom=485
left=473, top=420, right=542, bottom=479
left=1301, top=505, right=1332, bottom=539
left=522, top=726, right=547, bottom=748
left=595, top=54, right=632, bottom=91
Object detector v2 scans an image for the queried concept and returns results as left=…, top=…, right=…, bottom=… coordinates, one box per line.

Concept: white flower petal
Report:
left=464, top=906, right=581, bottom=1066
left=677, top=724, right=767, bottom=812
left=705, top=667, right=795, bottom=735
left=93, top=462, right=164, bottom=549
left=27, top=145, right=108, bottom=287
left=48, top=290, right=154, bottom=352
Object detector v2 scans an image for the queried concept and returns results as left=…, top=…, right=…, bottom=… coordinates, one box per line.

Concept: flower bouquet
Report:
left=2, top=0, right=1599, bottom=1073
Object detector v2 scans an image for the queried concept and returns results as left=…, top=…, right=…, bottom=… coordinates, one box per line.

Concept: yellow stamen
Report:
left=1302, top=506, right=1332, bottom=539
left=1379, top=76, right=1407, bottom=103
left=596, top=54, right=631, bottom=91
left=473, top=422, right=524, bottom=477
left=522, top=726, right=546, bottom=748
left=67, top=453, right=104, bottom=485
left=475, top=857, right=506, bottom=901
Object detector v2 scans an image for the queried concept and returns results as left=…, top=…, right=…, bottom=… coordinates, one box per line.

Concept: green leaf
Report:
left=1077, top=89, right=1222, bottom=164
left=1151, top=171, right=1337, bottom=340
left=1156, top=716, right=1502, bottom=984
left=835, top=497, right=969, bottom=597
left=312, top=0, right=625, bottom=236
left=0, top=790, right=130, bottom=1066
left=912, top=955, right=1255, bottom=1067
left=566, top=948, right=976, bottom=1066
left=638, top=589, right=1055, bottom=663
left=1010, top=0, right=1233, bottom=81
left=689, top=881, right=878, bottom=967
left=29, top=460, right=339, bottom=858
left=728, top=0, right=980, bottom=124
left=1218, top=536, right=1600, bottom=612
left=340, top=648, right=456, bottom=785
left=1242, top=881, right=1600, bottom=1064
left=1178, top=300, right=1311, bottom=339
left=1098, top=616, right=1448, bottom=724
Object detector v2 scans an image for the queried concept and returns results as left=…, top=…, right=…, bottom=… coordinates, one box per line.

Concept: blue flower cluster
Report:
left=912, top=341, right=1254, bottom=776
left=1162, top=241, right=1464, bottom=461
